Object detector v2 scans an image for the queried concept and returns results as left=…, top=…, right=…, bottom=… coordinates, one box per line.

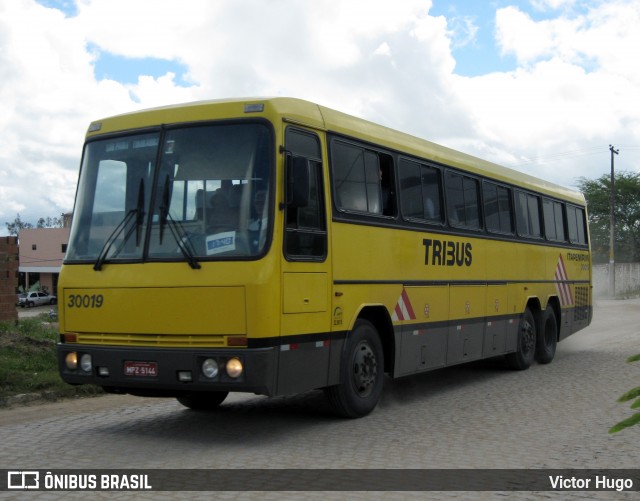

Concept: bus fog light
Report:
left=178, top=371, right=193, bottom=382
left=65, top=352, right=78, bottom=370
left=202, top=358, right=219, bottom=379
left=98, top=367, right=110, bottom=377
left=80, top=354, right=92, bottom=372
left=226, top=358, right=243, bottom=378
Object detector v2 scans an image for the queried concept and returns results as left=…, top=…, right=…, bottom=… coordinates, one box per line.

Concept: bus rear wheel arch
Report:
left=325, top=318, right=384, bottom=418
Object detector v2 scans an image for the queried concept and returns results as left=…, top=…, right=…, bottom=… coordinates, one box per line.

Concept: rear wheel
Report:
left=506, top=308, right=536, bottom=370
left=326, top=319, right=384, bottom=418
left=176, top=391, right=229, bottom=410
left=535, top=305, right=558, bottom=364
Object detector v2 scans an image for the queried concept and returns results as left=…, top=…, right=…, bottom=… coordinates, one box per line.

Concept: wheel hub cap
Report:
left=353, top=341, right=378, bottom=397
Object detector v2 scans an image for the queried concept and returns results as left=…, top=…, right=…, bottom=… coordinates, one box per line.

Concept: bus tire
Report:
left=325, top=319, right=384, bottom=418
left=506, top=308, right=536, bottom=370
left=176, top=391, right=229, bottom=410
left=535, top=305, right=558, bottom=364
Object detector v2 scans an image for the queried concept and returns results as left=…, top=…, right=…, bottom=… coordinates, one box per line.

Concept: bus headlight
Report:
left=226, top=357, right=243, bottom=378
left=65, top=352, right=78, bottom=370
left=202, top=358, right=219, bottom=379
left=80, top=354, right=93, bottom=373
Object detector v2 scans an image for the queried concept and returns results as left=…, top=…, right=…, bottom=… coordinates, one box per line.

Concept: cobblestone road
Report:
left=1, top=299, right=638, bottom=500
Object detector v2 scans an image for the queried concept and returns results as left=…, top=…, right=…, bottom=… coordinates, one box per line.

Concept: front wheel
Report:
left=506, top=308, right=536, bottom=370
left=176, top=391, right=229, bottom=410
left=325, top=319, right=384, bottom=418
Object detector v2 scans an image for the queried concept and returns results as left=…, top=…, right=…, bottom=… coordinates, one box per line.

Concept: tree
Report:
left=609, top=353, right=640, bottom=433
left=36, top=216, right=63, bottom=229
left=5, top=213, right=63, bottom=235
left=576, top=171, right=640, bottom=264
left=5, top=213, right=33, bottom=236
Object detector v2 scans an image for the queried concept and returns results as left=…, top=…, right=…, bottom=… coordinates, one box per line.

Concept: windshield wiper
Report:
left=159, top=175, right=201, bottom=270
left=93, top=209, right=137, bottom=271
left=93, top=180, right=145, bottom=271
left=164, top=214, right=202, bottom=270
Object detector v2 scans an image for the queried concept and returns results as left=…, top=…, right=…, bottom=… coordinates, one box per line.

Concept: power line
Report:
left=506, top=147, right=606, bottom=167
left=505, top=145, right=640, bottom=168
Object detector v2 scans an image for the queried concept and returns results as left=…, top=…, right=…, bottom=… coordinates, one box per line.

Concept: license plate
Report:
left=124, top=361, right=158, bottom=377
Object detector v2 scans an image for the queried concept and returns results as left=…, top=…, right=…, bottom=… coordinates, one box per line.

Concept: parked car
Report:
left=18, top=291, right=57, bottom=308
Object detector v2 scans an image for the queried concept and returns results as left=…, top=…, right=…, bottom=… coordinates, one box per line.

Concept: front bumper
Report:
left=57, top=343, right=278, bottom=397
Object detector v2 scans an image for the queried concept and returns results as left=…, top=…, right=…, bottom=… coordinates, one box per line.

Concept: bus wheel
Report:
left=326, top=319, right=384, bottom=418
left=176, top=391, right=229, bottom=410
left=506, top=308, right=536, bottom=370
left=535, top=305, right=558, bottom=364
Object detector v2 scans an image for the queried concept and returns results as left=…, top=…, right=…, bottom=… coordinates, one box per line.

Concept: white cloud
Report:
left=0, top=0, right=639, bottom=234
left=530, top=0, right=577, bottom=12
left=454, top=58, right=625, bottom=145
left=447, top=15, right=479, bottom=49
left=495, top=6, right=584, bottom=64
left=456, top=0, right=640, bottom=186
left=373, top=42, right=392, bottom=57
left=496, top=1, right=640, bottom=77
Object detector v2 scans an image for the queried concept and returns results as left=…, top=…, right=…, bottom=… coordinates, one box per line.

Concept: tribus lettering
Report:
left=423, top=238, right=472, bottom=267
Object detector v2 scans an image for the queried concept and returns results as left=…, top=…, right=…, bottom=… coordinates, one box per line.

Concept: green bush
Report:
left=609, top=354, right=640, bottom=433
left=0, top=316, right=103, bottom=405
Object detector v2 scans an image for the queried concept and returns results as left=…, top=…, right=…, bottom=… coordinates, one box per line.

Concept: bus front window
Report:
left=66, top=123, right=273, bottom=265
left=66, top=133, right=157, bottom=263
left=147, top=123, right=273, bottom=260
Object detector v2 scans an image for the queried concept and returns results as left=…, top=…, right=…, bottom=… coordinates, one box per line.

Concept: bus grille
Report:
left=573, top=286, right=590, bottom=321
left=76, top=333, right=227, bottom=347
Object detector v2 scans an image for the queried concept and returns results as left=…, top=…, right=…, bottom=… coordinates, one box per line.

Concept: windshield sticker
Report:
left=106, top=141, right=130, bottom=152
left=206, top=231, right=237, bottom=255
left=105, top=138, right=159, bottom=153
left=132, top=137, right=159, bottom=149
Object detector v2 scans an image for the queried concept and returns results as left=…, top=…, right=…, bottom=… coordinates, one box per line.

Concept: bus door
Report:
left=278, top=126, right=331, bottom=394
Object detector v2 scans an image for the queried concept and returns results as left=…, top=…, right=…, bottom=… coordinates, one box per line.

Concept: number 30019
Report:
left=67, top=294, right=104, bottom=308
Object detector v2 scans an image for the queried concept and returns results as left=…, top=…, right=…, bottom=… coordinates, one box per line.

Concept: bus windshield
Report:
left=66, top=122, right=273, bottom=265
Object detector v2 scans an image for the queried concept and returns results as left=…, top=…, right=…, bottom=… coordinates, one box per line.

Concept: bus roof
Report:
left=86, top=97, right=585, bottom=205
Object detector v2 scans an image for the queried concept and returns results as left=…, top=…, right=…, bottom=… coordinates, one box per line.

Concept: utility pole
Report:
left=609, top=144, right=619, bottom=298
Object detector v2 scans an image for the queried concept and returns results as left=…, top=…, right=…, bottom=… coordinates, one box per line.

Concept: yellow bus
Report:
left=57, top=97, right=592, bottom=417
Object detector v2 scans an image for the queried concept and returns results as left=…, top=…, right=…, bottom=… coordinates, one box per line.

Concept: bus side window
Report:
left=483, top=181, right=513, bottom=234
left=543, top=198, right=566, bottom=242
left=399, top=158, right=442, bottom=223
left=516, top=190, right=542, bottom=238
left=284, top=128, right=327, bottom=260
left=378, top=153, right=395, bottom=216
left=332, top=140, right=395, bottom=217
left=516, top=191, right=529, bottom=236
left=445, top=170, right=481, bottom=229
left=567, top=205, right=587, bottom=245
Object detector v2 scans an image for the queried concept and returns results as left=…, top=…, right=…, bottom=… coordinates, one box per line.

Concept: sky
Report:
left=1, top=0, right=639, bottom=235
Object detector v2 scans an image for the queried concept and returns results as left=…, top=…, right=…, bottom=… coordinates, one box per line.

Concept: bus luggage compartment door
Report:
left=447, top=285, right=485, bottom=364
left=396, top=285, right=449, bottom=376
